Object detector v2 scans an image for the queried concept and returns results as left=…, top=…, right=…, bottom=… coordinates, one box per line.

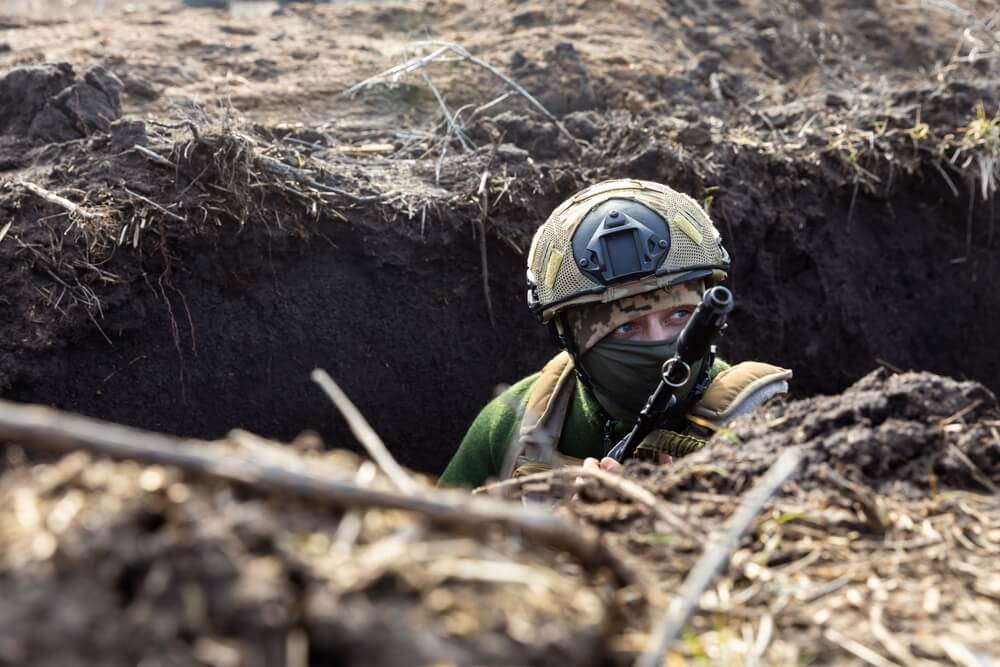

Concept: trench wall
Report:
left=10, top=170, right=1000, bottom=474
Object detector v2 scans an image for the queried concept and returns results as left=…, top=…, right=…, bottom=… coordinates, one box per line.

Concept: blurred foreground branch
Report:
left=0, top=399, right=632, bottom=583
left=636, top=448, right=804, bottom=667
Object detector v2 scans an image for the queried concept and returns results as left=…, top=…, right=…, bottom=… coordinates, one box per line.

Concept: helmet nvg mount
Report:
left=527, top=179, right=730, bottom=322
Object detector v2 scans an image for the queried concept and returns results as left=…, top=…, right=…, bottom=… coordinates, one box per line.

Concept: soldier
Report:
left=439, top=179, right=791, bottom=488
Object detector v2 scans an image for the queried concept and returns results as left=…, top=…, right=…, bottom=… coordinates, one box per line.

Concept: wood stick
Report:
left=132, top=144, right=177, bottom=169
left=947, top=443, right=999, bottom=494
left=823, top=469, right=891, bottom=533
left=310, top=368, right=420, bottom=495
left=824, top=628, right=902, bottom=667
left=578, top=466, right=699, bottom=541
left=146, top=119, right=201, bottom=142
left=475, top=465, right=698, bottom=541
left=0, top=399, right=633, bottom=583
left=122, top=187, right=186, bottom=222
left=476, top=170, right=496, bottom=329
left=346, top=45, right=451, bottom=95
left=420, top=69, right=474, bottom=153
left=473, top=468, right=560, bottom=495
left=256, top=155, right=385, bottom=202
left=20, top=181, right=96, bottom=218
left=938, top=398, right=985, bottom=426
left=635, top=448, right=804, bottom=667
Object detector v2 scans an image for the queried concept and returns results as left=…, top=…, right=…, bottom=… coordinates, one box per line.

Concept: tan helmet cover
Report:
left=527, top=179, right=729, bottom=322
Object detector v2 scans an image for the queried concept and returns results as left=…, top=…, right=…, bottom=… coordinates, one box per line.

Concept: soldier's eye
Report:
left=613, top=322, right=638, bottom=336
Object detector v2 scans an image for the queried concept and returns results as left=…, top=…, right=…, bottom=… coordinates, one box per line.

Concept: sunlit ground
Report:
left=1, top=0, right=285, bottom=18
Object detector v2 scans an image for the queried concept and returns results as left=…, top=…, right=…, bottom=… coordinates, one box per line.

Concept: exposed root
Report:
left=19, top=180, right=98, bottom=219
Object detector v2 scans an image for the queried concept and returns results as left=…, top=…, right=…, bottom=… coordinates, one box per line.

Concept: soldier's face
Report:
left=567, top=280, right=703, bottom=352
left=604, top=304, right=695, bottom=342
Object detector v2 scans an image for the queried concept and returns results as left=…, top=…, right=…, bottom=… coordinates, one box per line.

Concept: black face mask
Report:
left=580, top=336, right=703, bottom=423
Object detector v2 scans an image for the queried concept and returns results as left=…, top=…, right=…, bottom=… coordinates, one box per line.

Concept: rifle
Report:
left=606, top=285, right=734, bottom=462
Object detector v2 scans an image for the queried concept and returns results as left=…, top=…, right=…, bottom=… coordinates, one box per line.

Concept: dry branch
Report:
left=475, top=465, right=697, bottom=540
left=132, top=144, right=177, bottom=169
left=579, top=466, right=699, bottom=540
left=347, top=45, right=452, bottom=94
left=0, top=399, right=633, bottom=584
left=635, top=448, right=804, bottom=667
left=257, top=155, right=385, bottom=202
left=147, top=119, right=201, bottom=142
left=122, top=187, right=185, bottom=222
left=310, top=368, right=421, bottom=495
left=824, top=627, right=902, bottom=667
left=20, top=181, right=97, bottom=219
left=347, top=40, right=575, bottom=143
left=420, top=69, right=473, bottom=153
left=476, top=170, right=496, bottom=329
left=947, top=443, right=999, bottom=494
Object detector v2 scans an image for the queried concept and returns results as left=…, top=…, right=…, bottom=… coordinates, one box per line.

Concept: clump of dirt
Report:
left=0, top=63, right=123, bottom=143
left=0, top=445, right=613, bottom=667
left=646, top=369, right=1000, bottom=497
left=510, top=42, right=601, bottom=117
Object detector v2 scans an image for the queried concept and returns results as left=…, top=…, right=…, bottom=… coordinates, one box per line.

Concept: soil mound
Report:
left=662, top=369, right=1000, bottom=496
left=3, top=392, right=999, bottom=667
left=0, top=445, right=612, bottom=667
left=0, top=63, right=123, bottom=143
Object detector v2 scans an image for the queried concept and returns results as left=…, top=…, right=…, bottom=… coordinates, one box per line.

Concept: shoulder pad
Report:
left=525, top=351, right=574, bottom=419
left=692, top=362, right=792, bottom=424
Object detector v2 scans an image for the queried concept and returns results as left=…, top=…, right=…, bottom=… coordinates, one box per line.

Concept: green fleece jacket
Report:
left=438, top=359, right=730, bottom=488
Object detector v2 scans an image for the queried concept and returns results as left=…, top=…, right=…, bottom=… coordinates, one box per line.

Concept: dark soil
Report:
left=641, top=368, right=1000, bottom=497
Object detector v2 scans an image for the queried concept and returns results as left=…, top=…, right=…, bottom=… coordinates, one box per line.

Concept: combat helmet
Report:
left=527, top=179, right=730, bottom=324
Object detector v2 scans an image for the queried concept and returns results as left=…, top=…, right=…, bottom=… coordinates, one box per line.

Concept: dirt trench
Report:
left=7, top=208, right=554, bottom=475
left=7, top=158, right=999, bottom=476
left=2, top=0, right=999, bottom=476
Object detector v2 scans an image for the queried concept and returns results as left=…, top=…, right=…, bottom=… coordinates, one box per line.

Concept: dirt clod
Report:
left=0, top=447, right=612, bottom=667
left=660, top=369, right=1000, bottom=496
left=511, top=42, right=600, bottom=116
left=0, top=62, right=123, bottom=143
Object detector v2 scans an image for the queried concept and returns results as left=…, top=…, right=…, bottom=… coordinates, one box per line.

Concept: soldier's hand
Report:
left=582, top=456, right=625, bottom=474
left=583, top=453, right=672, bottom=475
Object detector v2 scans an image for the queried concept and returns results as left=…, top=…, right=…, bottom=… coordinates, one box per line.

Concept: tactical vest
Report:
left=499, top=352, right=792, bottom=479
